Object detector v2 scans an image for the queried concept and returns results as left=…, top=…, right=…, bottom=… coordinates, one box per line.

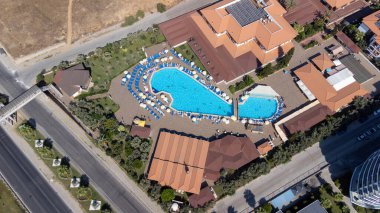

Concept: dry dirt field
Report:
left=0, top=0, right=181, bottom=59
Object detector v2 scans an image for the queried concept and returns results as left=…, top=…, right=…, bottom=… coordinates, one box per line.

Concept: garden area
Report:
left=38, top=26, right=166, bottom=96
left=174, top=43, right=207, bottom=72
left=293, top=16, right=326, bottom=42
left=0, top=179, right=25, bottom=213
left=17, top=122, right=110, bottom=213
left=228, top=75, right=254, bottom=94
left=256, top=48, right=295, bottom=79
left=285, top=183, right=349, bottom=213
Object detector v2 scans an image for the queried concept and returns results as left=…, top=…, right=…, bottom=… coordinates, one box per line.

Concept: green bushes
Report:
left=215, top=96, right=380, bottom=199
left=161, top=189, right=175, bottom=202
left=256, top=48, right=295, bottom=79
left=294, top=18, right=325, bottom=42
left=157, top=3, right=167, bottom=13
left=303, top=40, right=319, bottom=49
left=228, top=75, right=254, bottom=94
left=174, top=43, right=207, bottom=71
left=122, top=10, right=145, bottom=27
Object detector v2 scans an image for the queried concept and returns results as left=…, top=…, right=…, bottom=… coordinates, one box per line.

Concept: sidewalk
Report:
left=33, top=93, right=163, bottom=213
left=1, top=122, right=84, bottom=213
left=320, top=169, right=357, bottom=213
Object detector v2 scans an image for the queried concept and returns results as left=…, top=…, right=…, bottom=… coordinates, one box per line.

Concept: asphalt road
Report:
left=0, top=127, right=71, bottom=213
left=213, top=115, right=380, bottom=212
left=0, top=63, right=149, bottom=212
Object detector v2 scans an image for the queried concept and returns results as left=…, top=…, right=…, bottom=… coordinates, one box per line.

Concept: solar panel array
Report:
left=376, top=21, right=380, bottom=29
left=226, top=0, right=267, bottom=27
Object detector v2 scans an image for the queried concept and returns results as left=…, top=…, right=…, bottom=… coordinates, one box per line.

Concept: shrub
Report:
left=132, top=159, right=143, bottom=169
left=257, top=63, right=274, bottom=79
left=157, top=3, right=167, bottom=13
left=123, top=16, right=137, bottom=27
left=275, top=48, right=295, bottom=70
left=228, top=75, right=254, bottom=94
left=136, top=10, right=145, bottom=19
left=303, top=40, right=319, bottom=49
left=160, top=189, right=174, bottom=202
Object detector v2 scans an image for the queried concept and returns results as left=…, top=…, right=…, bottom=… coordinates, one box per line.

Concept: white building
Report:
left=358, top=11, right=380, bottom=60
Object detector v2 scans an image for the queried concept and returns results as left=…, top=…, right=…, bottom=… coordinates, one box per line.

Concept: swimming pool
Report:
left=238, top=97, right=278, bottom=119
left=151, top=68, right=234, bottom=116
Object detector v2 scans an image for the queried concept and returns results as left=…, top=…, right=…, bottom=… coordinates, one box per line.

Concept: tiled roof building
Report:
left=147, top=132, right=209, bottom=194
left=294, top=63, right=367, bottom=112
left=204, top=135, right=259, bottom=181
left=192, top=0, right=297, bottom=65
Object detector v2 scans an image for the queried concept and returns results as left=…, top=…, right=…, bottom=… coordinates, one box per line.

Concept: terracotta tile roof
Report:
left=204, top=135, right=259, bottom=181
left=147, top=132, right=209, bottom=194
left=188, top=187, right=215, bottom=208
left=294, top=63, right=368, bottom=112
left=257, top=141, right=273, bottom=156
left=336, top=31, right=361, bottom=54
left=362, top=10, right=380, bottom=44
left=53, top=63, right=91, bottom=97
left=282, top=104, right=334, bottom=134
left=311, top=53, right=334, bottom=71
left=130, top=125, right=151, bottom=139
left=325, top=0, right=355, bottom=9
left=191, top=0, right=297, bottom=64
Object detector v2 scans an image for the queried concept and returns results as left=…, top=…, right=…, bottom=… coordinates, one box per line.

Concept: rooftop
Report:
left=204, top=135, right=259, bottom=181
left=325, top=0, right=354, bottom=9
left=188, top=186, right=215, bottom=208
left=53, top=63, right=91, bottom=97
left=226, top=0, right=268, bottom=27
left=311, top=53, right=334, bottom=71
left=257, top=141, right=273, bottom=156
left=130, top=125, right=151, bottom=139
left=297, top=200, right=328, bottom=213
left=294, top=63, right=368, bottom=112
left=362, top=10, right=380, bottom=43
left=147, top=131, right=209, bottom=194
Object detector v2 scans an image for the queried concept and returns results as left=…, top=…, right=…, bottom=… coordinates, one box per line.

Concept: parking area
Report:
left=284, top=0, right=327, bottom=25
left=339, top=54, right=374, bottom=83
left=357, top=115, right=380, bottom=141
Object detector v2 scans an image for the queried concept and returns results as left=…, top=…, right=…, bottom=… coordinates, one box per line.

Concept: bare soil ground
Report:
left=0, top=0, right=181, bottom=59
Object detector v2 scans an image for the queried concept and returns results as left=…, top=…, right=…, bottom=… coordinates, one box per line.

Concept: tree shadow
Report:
left=43, top=138, right=53, bottom=149
left=80, top=174, right=90, bottom=187
left=27, top=118, right=37, bottom=129
left=243, top=189, right=256, bottom=208
left=227, top=206, right=237, bottom=213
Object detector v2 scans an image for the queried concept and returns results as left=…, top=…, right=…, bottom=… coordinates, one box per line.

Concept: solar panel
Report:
left=376, top=21, right=380, bottom=29
left=226, top=0, right=267, bottom=27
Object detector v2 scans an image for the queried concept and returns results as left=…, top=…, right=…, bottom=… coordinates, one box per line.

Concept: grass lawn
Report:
left=212, top=185, right=223, bottom=197
left=17, top=122, right=106, bottom=213
left=92, top=97, right=120, bottom=113
left=174, top=43, right=207, bottom=72
left=0, top=180, right=25, bottom=213
left=85, top=27, right=166, bottom=94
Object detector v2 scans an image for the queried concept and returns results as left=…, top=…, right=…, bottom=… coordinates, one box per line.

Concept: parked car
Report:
left=373, top=109, right=380, bottom=116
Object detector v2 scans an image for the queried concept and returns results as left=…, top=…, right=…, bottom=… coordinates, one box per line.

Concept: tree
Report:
left=101, top=203, right=112, bottom=213
left=292, top=22, right=304, bottom=33
left=80, top=174, right=90, bottom=187
left=103, top=118, right=118, bottom=131
left=132, top=159, right=143, bottom=169
left=321, top=198, right=332, bottom=209
left=334, top=192, right=344, bottom=202
left=156, top=3, right=167, bottom=13
left=161, top=188, right=175, bottom=202
left=130, top=137, right=142, bottom=149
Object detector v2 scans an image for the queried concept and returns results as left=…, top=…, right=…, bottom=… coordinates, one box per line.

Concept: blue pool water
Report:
left=151, top=68, right=234, bottom=116
left=239, top=97, right=277, bottom=119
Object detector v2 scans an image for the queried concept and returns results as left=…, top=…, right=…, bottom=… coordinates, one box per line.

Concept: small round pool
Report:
left=238, top=97, right=278, bottom=119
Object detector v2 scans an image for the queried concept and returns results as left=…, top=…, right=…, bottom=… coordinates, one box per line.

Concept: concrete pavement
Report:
left=213, top=115, right=380, bottom=212
left=4, top=0, right=217, bottom=87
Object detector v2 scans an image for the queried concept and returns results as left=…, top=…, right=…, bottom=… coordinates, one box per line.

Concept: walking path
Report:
left=1, top=122, right=84, bottom=213
left=66, top=0, right=73, bottom=46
